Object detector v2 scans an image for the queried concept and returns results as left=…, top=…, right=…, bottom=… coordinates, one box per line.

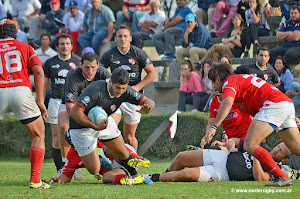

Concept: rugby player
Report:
left=100, top=24, right=156, bottom=150
left=69, top=68, right=155, bottom=184
left=0, top=19, right=53, bottom=189
left=202, top=62, right=300, bottom=186
left=43, top=33, right=81, bottom=176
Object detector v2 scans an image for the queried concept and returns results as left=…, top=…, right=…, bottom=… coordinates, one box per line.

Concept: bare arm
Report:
left=286, top=30, right=300, bottom=42
left=66, top=102, right=75, bottom=114
left=50, top=174, right=72, bottom=184
left=102, top=22, right=114, bottom=44
left=137, top=96, right=155, bottom=114
left=32, top=64, right=47, bottom=120
left=164, top=16, right=183, bottom=29
left=253, top=158, right=270, bottom=181
left=276, top=31, right=290, bottom=40
left=29, top=8, right=41, bottom=18
left=131, top=64, right=156, bottom=91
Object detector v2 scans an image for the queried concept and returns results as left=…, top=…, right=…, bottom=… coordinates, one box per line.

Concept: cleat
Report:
left=97, top=148, right=112, bottom=170
left=265, top=177, right=293, bottom=187
left=30, top=180, right=55, bottom=189
left=74, top=168, right=83, bottom=181
left=94, top=173, right=103, bottom=181
left=120, top=174, right=151, bottom=185
left=127, top=157, right=150, bottom=168
left=186, top=145, right=201, bottom=151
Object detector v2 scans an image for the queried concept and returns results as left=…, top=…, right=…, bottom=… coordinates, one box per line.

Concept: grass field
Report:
left=0, top=158, right=298, bottom=199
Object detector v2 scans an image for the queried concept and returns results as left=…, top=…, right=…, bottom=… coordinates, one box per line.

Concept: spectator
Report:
left=131, top=0, right=165, bottom=49
left=64, top=0, right=91, bottom=13
left=220, top=55, right=232, bottom=64
left=195, top=0, right=218, bottom=30
left=242, top=0, right=270, bottom=58
left=210, top=0, right=240, bottom=37
left=58, top=0, right=84, bottom=53
left=234, top=47, right=281, bottom=87
left=274, top=56, right=294, bottom=93
left=200, top=13, right=244, bottom=64
left=152, top=0, right=192, bottom=59
left=27, top=0, right=65, bottom=40
left=35, top=33, right=57, bottom=64
left=77, top=0, right=115, bottom=55
left=177, top=59, right=205, bottom=112
left=116, top=0, right=151, bottom=32
left=237, top=0, right=250, bottom=22
left=269, top=5, right=300, bottom=66
left=12, top=0, right=41, bottom=32
left=286, top=82, right=300, bottom=111
left=0, top=1, right=7, bottom=20
left=14, top=19, right=28, bottom=44
left=176, top=13, right=213, bottom=69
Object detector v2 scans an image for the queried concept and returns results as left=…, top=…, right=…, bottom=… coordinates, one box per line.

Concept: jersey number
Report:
left=0, top=50, right=22, bottom=74
left=242, top=75, right=266, bottom=88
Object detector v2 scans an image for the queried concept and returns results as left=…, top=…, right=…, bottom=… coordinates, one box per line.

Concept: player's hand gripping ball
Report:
left=88, top=106, right=107, bottom=124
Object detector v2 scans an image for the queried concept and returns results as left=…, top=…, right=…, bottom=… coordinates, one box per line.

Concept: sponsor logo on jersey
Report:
left=264, top=74, right=269, bottom=81
left=0, top=44, right=16, bottom=52
left=242, top=152, right=254, bottom=169
left=110, top=104, right=117, bottom=112
left=134, top=92, right=141, bottom=101
left=58, top=69, right=69, bottom=77
left=69, top=62, right=76, bottom=69
left=81, top=96, right=90, bottom=106
left=145, top=58, right=151, bottom=65
left=128, top=58, right=136, bottom=65
left=51, top=64, right=60, bottom=68
left=113, top=61, right=120, bottom=64
left=224, top=112, right=238, bottom=120
left=67, top=93, right=75, bottom=102
left=120, top=65, right=131, bottom=71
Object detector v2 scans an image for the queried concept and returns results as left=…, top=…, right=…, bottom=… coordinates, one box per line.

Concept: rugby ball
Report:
left=88, top=106, right=107, bottom=124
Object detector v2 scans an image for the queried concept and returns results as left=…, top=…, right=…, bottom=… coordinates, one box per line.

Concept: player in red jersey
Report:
left=201, top=62, right=300, bottom=186
left=0, top=19, right=53, bottom=189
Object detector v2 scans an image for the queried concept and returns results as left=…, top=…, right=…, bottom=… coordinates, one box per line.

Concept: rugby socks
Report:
left=150, top=174, right=161, bottom=182
left=125, top=146, right=142, bottom=158
left=119, top=155, right=138, bottom=176
left=112, top=174, right=129, bottom=184
left=52, top=147, right=64, bottom=171
left=252, top=146, right=288, bottom=179
left=29, top=146, right=45, bottom=183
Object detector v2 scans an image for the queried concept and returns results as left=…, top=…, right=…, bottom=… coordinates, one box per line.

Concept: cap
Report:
left=69, top=0, right=79, bottom=8
left=50, top=0, right=60, bottom=4
left=82, top=47, right=95, bottom=54
left=185, top=13, right=195, bottom=23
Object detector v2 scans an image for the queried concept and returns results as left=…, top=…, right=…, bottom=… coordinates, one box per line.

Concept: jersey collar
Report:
left=255, top=62, right=267, bottom=71
left=58, top=54, right=72, bottom=61
left=117, top=45, right=130, bottom=55
left=106, top=79, right=114, bottom=98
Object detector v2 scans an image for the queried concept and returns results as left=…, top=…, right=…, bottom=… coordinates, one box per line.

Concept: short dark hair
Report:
left=111, top=68, right=130, bottom=85
left=200, top=59, right=212, bottom=78
left=55, top=33, right=73, bottom=47
left=291, top=5, right=300, bottom=13
left=116, top=24, right=132, bottom=35
left=257, top=46, right=269, bottom=55
left=40, top=33, right=51, bottom=42
left=208, top=62, right=234, bottom=82
left=81, top=52, right=99, bottom=64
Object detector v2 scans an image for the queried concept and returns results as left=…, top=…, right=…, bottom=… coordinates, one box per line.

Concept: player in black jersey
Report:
left=100, top=24, right=156, bottom=150
left=69, top=68, right=155, bottom=183
left=58, top=52, right=111, bottom=180
left=43, top=33, right=81, bottom=176
left=147, top=139, right=295, bottom=184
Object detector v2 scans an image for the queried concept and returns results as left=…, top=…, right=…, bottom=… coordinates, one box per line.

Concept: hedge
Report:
left=0, top=113, right=279, bottom=159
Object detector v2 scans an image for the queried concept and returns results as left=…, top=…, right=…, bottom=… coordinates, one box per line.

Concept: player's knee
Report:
left=181, top=169, right=198, bottom=181
left=175, top=151, right=186, bottom=162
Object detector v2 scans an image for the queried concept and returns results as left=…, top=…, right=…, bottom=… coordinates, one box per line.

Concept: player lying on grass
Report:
left=147, top=139, right=297, bottom=183
left=50, top=138, right=152, bottom=185
left=201, top=62, right=300, bottom=186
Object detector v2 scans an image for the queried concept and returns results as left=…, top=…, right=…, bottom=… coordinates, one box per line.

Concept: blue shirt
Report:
left=197, top=0, right=218, bottom=11
left=280, top=68, right=294, bottom=91
left=182, top=23, right=213, bottom=49
left=83, top=5, right=115, bottom=33
left=279, top=19, right=300, bottom=47
left=173, top=5, right=193, bottom=29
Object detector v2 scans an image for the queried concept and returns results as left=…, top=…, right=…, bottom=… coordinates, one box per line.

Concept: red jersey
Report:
left=209, top=95, right=252, bottom=138
left=0, top=38, right=42, bottom=90
left=62, top=140, right=110, bottom=177
left=222, top=75, right=292, bottom=117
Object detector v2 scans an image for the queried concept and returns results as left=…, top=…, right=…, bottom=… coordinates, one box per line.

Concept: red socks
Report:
left=252, top=146, right=288, bottom=179
left=125, top=146, right=142, bottom=158
left=112, top=174, right=128, bottom=184
left=29, top=146, right=45, bottom=183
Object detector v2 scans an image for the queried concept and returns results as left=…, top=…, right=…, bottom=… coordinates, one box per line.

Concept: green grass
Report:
left=0, top=158, right=299, bottom=199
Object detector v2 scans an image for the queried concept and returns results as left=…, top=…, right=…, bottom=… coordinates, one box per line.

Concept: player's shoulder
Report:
left=71, top=53, right=81, bottom=62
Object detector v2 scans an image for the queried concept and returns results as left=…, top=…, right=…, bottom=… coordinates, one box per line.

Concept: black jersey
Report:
left=62, top=66, right=111, bottom=104
left=100, top=45, right=152, bottom=88
left=69, top=80, right=144, bottom=129
left=226, top=139, right=275, bottom=181
left=234, top=63, right=280, bottom=84
left=43, top=54, right=81, bottom=99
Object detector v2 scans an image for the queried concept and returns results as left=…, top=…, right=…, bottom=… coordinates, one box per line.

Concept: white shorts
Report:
left=58, top=103, right=67, bottom=113
left=114, top=102, right=141, bottom=124
left=46, top=98, right=62, bottom=124
left=69, top=116, right=121, bottom=156
left=254, top=101, right=297, bottom=130
left=0, top=86, right=40, bottom=120
left=198, top=149, right=230, bottom=182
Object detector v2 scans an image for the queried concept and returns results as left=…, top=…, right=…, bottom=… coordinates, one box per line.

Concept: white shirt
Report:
left=139, top=10, right=166, bottom=34
left=35, top=47, right=57, bottom=64
left=12, top=0, right=41, bottom=17
left=62, top=10, right=85, bottom=32
left=16, top=29, right=28, bottom=44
